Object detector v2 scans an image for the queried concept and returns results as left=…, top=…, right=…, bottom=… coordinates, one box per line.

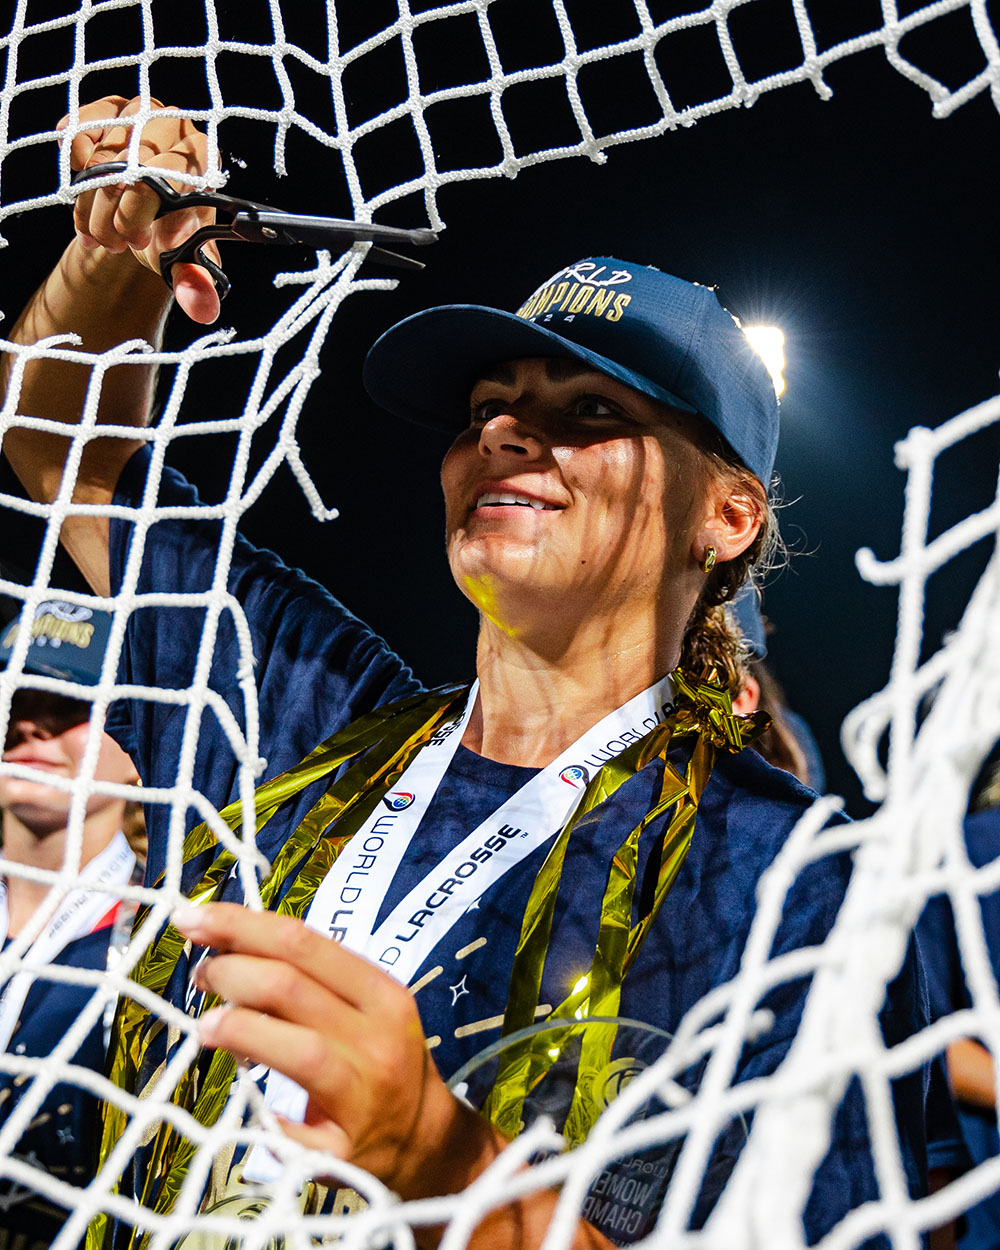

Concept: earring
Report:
left=701, top=546, right=717, bottom=574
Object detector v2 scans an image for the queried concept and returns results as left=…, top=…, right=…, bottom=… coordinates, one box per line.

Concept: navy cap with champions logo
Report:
left=363, top=256, right=780, bottom=485
left=0, top=599, right=113, bottom=687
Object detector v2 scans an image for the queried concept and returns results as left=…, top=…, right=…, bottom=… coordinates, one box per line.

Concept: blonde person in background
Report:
left=726, top=590, right=826, bottom=790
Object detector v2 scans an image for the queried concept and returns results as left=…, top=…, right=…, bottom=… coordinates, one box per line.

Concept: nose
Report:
left=478, top=412, right=544, bottom=460
left=4, top=718, right=48, bottom=753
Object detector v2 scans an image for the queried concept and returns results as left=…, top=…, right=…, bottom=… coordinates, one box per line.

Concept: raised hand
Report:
left=59, top=95, right=221, bottom=323
left=172, top=902, right=493, bottom=1200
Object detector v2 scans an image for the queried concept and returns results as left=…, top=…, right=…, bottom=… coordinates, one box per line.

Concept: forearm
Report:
left=401, top=1096, right=613, bottom=1250
left=424, top=1185, right=613, bottom=1250
left=2, top=235, right=169, bottom=483
left=1, top=238, right=170, bottom=591
left=947, top=1037, right=996, bottom=1109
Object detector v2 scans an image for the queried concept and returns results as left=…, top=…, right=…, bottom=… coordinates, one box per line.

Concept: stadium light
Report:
left=743, top=325, right=786, bottom=397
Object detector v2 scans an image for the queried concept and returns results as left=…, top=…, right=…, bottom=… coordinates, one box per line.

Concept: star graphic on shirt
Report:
left=449, top=976, right=470, bottom=1006
left=57, top=1126, right=75, bottom=1145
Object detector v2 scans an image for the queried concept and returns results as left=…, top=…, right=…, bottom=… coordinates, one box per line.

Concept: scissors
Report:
left=72, top=162, right=438, bottom=299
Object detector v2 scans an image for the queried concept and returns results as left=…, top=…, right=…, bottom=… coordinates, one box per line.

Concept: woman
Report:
left=0, top=600, right=140, bottom=1248
left=0, top=96, right=932, bottom=1249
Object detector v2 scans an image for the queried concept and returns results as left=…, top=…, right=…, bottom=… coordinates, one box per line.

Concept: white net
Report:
left=0, top=1, right=998, bottom=1248
left=2, top=0, right=999, bottom=234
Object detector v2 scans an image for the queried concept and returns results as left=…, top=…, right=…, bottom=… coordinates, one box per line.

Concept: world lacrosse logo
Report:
left=560, top=765, right=589, bottom=788
left=383, top=791, right=415, bottom=811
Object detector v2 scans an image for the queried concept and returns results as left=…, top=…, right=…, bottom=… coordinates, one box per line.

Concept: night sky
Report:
left=1, top=1, right=998, bottom=815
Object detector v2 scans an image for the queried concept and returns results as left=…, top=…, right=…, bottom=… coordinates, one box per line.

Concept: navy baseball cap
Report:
left=728, top=587, right=769, bottom=659
left=363, top=256, right=779, bottom=485
left=0, top=599, right=113, bottom=687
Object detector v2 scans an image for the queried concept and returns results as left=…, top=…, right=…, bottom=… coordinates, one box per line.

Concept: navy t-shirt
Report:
left=0, top=924, right=115, bottom=1247
left=917, top=807, right=1000, bottom=1249
left=101, top=446, right=934, bottom=1245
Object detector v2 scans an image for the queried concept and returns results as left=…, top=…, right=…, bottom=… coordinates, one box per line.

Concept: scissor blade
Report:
left=229, top=211, right=437, bottom=250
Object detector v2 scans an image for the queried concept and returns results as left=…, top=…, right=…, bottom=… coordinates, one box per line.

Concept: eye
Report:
left=469, top=399, right=506, bottom=427
left=571, top=394, right=635, bottom=424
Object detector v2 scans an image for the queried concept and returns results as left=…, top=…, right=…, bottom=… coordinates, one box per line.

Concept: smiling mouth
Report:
left=472, top=491, right=560, bottom=512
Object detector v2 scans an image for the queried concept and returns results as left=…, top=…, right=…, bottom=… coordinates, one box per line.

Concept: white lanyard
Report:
left=0, top=831, right=137, bottom=1051
left=243, top=675, right=676, bottom=1182
left=303, top=681, right=479, bottom=958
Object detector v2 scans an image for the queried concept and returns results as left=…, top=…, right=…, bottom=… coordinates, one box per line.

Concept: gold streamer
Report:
left=91, top=672, right=767, bottom=1247
left=483, top=671, right=768, bottom=1143
left=90, top=684, right=467, bottom=1250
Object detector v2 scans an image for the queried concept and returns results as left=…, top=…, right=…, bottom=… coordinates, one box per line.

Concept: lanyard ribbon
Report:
left=92, top=671, right=767, bottom=1246
left=0, top=831, right=137, bottom=1052
left=95, top=684, right=468, bottom=1245
left=483, top=670, right=762, bottom=1143
left=244, top=672, right=679, bottom=1180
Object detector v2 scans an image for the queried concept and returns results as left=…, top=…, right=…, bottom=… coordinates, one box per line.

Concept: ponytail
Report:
left=679, top=599, right=748, bottom=692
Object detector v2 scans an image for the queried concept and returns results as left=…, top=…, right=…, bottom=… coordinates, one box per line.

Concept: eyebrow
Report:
left=473, top=358, right=598, bottom=386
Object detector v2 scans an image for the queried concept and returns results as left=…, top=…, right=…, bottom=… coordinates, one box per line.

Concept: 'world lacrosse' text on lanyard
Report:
left=96, top=670, right=768, bottom=1232
left=243, top=674, right=677, bottom=1179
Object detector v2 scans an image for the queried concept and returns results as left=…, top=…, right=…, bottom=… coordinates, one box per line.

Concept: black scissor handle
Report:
left=158, top=228, right=233, bottom=300
left=70, top=162, right=437, bottom=296
left=71, top=162, right=236, bottom=298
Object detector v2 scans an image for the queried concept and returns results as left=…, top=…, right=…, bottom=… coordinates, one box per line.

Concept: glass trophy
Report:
left=448, top=1015, right=747, bottom=1244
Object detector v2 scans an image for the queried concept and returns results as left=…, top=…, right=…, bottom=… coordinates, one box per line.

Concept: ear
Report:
left=731, top=672, right=761, bottom=715
left=693, top=480, right=764, bottom=567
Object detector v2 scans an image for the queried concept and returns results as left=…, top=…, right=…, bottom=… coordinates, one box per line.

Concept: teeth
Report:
left=476, top=491, right=552, bottom=510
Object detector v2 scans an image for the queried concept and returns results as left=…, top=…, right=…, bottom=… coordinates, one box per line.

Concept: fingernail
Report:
left=173, top=904, right=208, bottom=937
left=77, top=232, right=97, bottom=249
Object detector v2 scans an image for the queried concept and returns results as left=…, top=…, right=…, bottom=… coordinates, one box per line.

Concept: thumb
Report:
left=274, top=1111, right=352, bottom=1164
left=171, top=262, right=221, bottom=324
